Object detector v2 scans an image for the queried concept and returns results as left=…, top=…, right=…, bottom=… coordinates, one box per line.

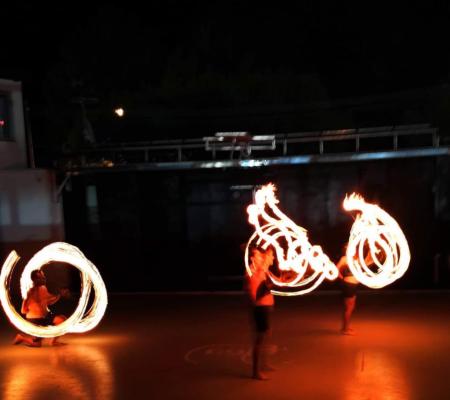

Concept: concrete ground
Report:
left=1, top=291, right=449, bottom=399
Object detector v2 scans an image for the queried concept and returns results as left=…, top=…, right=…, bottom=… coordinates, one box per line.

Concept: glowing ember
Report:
left=343, top=193, right=410, bottom=288
left=0, top=242, right=108, bottom=338
left=246, top=184, right=338, bottom=296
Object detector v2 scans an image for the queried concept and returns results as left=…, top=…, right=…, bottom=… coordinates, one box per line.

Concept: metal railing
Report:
left=277, top=125, right=440, bottom=155
left=61, top=124, right=445, bottom=170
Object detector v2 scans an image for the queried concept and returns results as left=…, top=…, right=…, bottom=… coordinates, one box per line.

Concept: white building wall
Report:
left=0, top=169, right=64, bottom=243
left=0, top=79, right=64, bottom=261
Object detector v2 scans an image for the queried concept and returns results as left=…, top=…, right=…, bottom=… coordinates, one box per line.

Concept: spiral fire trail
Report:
left=0, top=242, right=107, bottom=338
left=344, top=193, right=410, bottom=288
left=246, top=184, right=338, bottom=296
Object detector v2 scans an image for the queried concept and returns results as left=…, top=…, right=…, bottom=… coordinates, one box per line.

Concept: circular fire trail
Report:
left=0, top=242, right=107, bottom=338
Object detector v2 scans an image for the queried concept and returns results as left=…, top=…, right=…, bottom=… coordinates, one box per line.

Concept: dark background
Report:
left=2, top=3, right=450, bottom=146
left=2, top=3, right=450, bottom=291
left=63, top=157, right=449, bottom=292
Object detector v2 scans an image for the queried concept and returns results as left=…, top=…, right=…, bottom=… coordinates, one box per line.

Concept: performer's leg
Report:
left=50, top=315, right=67, bottom=346
left=341, top=295, right=356, bottom=334
left=13, top=333, right=42, bottom=347
left=252, top=332, right=269, bottom=380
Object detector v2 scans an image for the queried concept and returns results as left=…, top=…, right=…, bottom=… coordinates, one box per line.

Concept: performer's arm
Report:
left=336, top=256, right=346, bottom=279
left=364, top=251, right=375, bottom=266
left=21, top=298, right=29, bottom=315
left=246, top=274, right=257, bottom=302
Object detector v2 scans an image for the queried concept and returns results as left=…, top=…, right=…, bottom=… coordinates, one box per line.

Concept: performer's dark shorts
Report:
left=253, top=306, right=273, bottom=333
left=341, top=281, right=358, bottom=298
left=27, top=313, right=54, bottom=326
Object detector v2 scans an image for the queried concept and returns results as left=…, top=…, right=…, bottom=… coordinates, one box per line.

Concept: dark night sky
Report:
left=1, top=2, right=450, bottom=142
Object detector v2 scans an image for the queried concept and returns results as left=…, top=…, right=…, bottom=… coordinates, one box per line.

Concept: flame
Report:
left=246, top=184, right=338, bottom=296
left=0, top=242, right=108, bottom=338
left=344, top=193, right=410, bottom=288
left=343, top=193, right=366, bottom=210
left=114, top=107, right=125, bottom=117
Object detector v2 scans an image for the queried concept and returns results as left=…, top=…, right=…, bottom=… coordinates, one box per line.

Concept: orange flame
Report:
left=344, top=193, right=410, bottom=288
left=246, top=184, right=338, bottom=296
left=0, top=242, right=108, bottom=338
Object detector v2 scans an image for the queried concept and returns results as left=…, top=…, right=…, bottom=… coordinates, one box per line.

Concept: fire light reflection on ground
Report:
left=0, top=293, right=449, bottom=399
left=0, top=334, right=128, bottom=400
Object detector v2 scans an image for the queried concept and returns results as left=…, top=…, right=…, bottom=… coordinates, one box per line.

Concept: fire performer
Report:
left=13, top=269, right=69, bottom=347
left=336, top=244, right=374, bottom=335
left=245, top=245, right=275, bottom=380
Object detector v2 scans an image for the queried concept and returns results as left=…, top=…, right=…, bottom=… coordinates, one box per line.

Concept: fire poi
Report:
left=0, top=242, right=107, bottom=338
left=245, top=184, right=410, bottom=295
left=245, top=184, right=338, bottom=296
left=343, top=193, right=411, bottom=289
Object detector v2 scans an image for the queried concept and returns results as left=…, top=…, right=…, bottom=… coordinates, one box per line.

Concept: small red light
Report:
left=0, top=120, right=5, bottom=127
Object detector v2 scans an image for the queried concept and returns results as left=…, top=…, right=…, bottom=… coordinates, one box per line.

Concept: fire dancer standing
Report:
left=245, top=246, right=275, bottom=380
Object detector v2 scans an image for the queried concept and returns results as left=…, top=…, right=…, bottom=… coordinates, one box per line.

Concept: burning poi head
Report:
left=245, top=184, right=338, bottom=296
left=343, top=193, right=410, bottom=288
left=0, top=242, right=107, bottom=338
